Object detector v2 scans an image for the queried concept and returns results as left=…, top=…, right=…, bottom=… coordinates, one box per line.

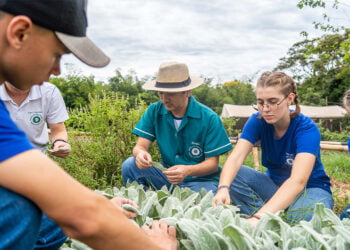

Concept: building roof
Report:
left=221, top=104, right=347, bottom=119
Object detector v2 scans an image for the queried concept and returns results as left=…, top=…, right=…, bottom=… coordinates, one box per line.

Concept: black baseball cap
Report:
left=0, top=0, right=110, bottom=67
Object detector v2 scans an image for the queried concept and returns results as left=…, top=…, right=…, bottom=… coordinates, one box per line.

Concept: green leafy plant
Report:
left=63, top=184, right=350, bottom=250
left=54, top=93, right=160, bottom=189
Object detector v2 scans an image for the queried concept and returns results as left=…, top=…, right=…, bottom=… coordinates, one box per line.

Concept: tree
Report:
left=50, top=74, right=107, bottom=109
left=107, top=69, right=158, bottom=106
left=275, top=31, right=350, bottom=105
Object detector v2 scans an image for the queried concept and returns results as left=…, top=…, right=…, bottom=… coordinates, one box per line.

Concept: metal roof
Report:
left=221, top=104, right=347, bottom=119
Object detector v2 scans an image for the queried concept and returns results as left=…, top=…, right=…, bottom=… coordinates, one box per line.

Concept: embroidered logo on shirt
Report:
left=30, top=113, right=43, bottom=125
left=189, top=142, right=203, bottom=158
left=285, top=153, right=294, bottom=167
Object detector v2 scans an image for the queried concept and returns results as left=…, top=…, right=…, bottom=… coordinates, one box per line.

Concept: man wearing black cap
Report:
left=0, top=0, right=176, bottom=249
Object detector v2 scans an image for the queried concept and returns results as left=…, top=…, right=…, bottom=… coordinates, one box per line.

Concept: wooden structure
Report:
left=221, top=104, right=347, bottom=131
left=230, top=137, right=348, bottom=170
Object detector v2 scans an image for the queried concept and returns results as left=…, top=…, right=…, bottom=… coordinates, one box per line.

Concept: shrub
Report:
left=54, top=93, right=159, bottom=189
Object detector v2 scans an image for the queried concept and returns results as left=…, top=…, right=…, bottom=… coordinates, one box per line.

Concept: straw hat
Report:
left=142, top=62, right=203, bottom=92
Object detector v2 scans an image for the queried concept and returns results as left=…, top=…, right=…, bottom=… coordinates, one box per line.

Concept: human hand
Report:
left=163, top=165, right=189, bottom=184
left=141, top=220, right=177, bottom=250
left=246, top=216, right=260, bottom=227
left=212, top=187, right=231, bottom=207
left=48, top=141, right=71, bottom=158
left=135, top=151, right=152, bottom=170
left=110, top=197, right=140, bottom=219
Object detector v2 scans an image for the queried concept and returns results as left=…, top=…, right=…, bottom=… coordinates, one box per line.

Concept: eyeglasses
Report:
left=253, top=95, right=288, bottom=111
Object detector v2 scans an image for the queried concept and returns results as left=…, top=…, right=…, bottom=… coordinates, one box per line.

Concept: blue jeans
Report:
left=229, top=166, right=334, bottom=222
left=0, top=186, right=66, bottom=250
left=122, top=157, right=217, bottom=192
left=340, top=204, right=350, bottom=220
left=35, top=214, right=67, bottom=250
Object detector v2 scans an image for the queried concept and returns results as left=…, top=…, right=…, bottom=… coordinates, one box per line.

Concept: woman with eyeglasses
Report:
left=213, top=71, right=333, bottom=226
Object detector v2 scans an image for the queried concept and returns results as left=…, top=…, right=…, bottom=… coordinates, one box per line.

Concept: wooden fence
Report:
left=230, top=138, right=348, bottom=170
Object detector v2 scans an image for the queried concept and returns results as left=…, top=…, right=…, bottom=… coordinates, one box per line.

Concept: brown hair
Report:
left=256, top=71, right=300, bottom=118
left=343, top=89, right=350, bottom=112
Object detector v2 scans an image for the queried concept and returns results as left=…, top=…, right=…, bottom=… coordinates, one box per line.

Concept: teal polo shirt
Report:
left=132, top=96, right=233, bottom=183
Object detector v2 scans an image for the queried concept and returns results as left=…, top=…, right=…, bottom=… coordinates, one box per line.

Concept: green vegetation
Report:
left=54, top=93, right=159, bottom=189
left=63, top=184, right=350, bottom=250
left=52, top=94, right=349, bottom=217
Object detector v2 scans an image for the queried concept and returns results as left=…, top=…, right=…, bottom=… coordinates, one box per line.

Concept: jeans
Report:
left=0, top=186, right=66, bottom=250
left=122, top=157, right=217, bottom=192
left=35, top=214, right=67, bottom=250
left=340, top=204, right=350, bottom=220
left=229, top=165, right=334, bottom=222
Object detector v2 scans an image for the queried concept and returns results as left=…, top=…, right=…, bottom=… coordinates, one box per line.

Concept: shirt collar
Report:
left=159, top=96, right=202, bottom=119
left=0, top=84, right=41, bottom=102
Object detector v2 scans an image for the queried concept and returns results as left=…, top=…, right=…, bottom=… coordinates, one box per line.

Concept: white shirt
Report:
left=0, top=82, right=69, bottom=152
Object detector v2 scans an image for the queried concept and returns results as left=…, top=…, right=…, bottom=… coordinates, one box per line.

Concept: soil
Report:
left=331, top=178, right=350, bottom=199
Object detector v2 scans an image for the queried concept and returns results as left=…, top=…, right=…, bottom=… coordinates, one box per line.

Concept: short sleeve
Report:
left=240, top=113, right=262, bottom=144
left=295, top=118, right=320, bottom=156
left=0, top=101, right=34, bottom=162
left=46, top=86, right=68, bottom=124
left=204, top=115, right=232, bottom=158
left=132, top=104, right=156, bottom=141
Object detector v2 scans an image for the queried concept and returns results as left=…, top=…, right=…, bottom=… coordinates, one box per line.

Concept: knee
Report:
left=121, top=157, right=136, bottom=174
left=0, top=187, right=42, bottom=248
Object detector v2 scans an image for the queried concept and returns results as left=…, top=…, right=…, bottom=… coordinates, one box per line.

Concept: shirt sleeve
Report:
left=132, top=104, right=156, bottom=141
left=0, top=101, right=35, bottom=162
left=46, top=86, right=69, bottom=124
left=240, top=113, right=262, bottom=144
left=204, top=114, right=233, bottom=158
left=295, top=118, right=320, bottom=156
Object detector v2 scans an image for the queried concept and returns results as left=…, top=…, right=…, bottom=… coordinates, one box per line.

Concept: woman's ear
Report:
left=288, top=92, right=296, bottom=105
left=6, top=16, right=32, bottom=49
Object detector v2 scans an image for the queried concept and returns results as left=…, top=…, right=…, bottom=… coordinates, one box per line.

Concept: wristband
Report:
left=250, top=213, right=265, bottom=220
left=217, top=185, right=230, bottom=191
left=250, top=214, right=261, bottom=220
left=52, top=139, right=68, bottom=148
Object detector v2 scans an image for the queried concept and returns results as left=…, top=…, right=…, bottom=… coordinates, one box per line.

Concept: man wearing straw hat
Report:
left=122, top=62, right=233, bottom=192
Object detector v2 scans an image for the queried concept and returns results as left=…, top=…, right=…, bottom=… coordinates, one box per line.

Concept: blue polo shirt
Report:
left=133, top=96, right=232, bottom=183
left=0, top=100, right=34, bottom=162
left=240, top=112, right=331, bottom=194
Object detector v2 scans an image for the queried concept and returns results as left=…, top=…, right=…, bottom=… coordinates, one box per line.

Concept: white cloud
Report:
left=59, top=0, right=346, bottom=84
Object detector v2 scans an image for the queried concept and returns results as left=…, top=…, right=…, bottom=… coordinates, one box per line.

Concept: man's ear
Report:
left=6, top=16, right=32, bottom=49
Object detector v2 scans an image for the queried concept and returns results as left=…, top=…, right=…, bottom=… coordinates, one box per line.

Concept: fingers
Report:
left=136, top=152, right=152, bottom=169
left=122, top=210, right=138, bottom=219
left=168, top=225, right=176, bottom=238
left=122, top=198, right=139, bottom=209
left=142, top=220, right=175, bottom=235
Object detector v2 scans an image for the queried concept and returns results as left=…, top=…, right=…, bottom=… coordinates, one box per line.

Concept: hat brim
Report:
left=56, top=32, right=110, bottom=68
left=142, top=76, right=204, bottom=92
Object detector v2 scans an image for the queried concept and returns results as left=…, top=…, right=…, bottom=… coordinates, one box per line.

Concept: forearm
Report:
left=132, top=144, right=148, bottom=157
left=218, top=152, right=240, bottom=187
left=0, top=150, right=162, bottom=249
left=257, top=178, right=306, bottom=214
left=258, top=153, right=315, bottom=214
left=186, top=157, right=219, bottom=177
left=218, top=139, right=253, bottom=187
left=49, top=122, right=68, bottom=142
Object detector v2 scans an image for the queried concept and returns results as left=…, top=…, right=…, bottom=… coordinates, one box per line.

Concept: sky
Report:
left=60, top=0, right=345, bottom=85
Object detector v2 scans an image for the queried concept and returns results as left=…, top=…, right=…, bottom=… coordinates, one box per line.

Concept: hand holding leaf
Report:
left=151, top=161, right=167, bottom=171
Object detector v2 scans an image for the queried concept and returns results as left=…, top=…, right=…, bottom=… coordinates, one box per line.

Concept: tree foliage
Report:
left=50, top=74, right=108, bottom=109
left=275, top=30, right=350, bottom=105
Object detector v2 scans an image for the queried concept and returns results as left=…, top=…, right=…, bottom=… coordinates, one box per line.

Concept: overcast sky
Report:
left=60, top=0, right=345, bottom=84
